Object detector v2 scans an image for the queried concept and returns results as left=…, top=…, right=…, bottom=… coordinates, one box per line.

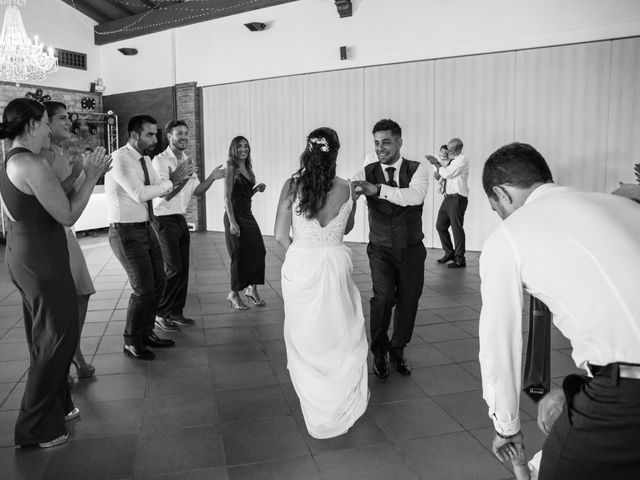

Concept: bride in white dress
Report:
left=274, top=127, right=370, bottom=439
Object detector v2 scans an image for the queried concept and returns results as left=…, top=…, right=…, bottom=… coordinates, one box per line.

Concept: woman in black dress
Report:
left=0, top=98, right=109, bottom=447
left=223, top=136, right=267, bottom=309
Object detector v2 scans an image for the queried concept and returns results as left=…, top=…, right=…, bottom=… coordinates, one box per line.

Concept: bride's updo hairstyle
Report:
left=293, top=127, right=340, bottom=219
left=0, top=98, right=46, bottom=141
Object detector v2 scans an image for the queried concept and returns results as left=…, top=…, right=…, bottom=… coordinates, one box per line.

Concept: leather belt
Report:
left=110, top=221, right=150, bottom=228
left=588, top=363, right=640, bottom=380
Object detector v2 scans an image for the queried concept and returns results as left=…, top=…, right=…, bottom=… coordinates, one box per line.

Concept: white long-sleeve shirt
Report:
left=479, top=183, right=640, bottom=436
left=437, top=153, right=469, bottom=196
left=105, top=143, right=173, bottom=223
left=352, top=157, right=429, bottom=206
left=152, top=147, right=200, bottom=216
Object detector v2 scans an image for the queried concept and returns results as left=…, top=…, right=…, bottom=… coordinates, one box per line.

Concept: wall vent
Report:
left=55, top=49, right=87, bottom=70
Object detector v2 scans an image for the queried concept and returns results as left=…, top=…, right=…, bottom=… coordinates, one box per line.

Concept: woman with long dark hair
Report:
left=274, top=127, right=369, bottom=439
left=42, top=101, right=96, bottom=379
left=0, top=98, right=110, bottom=447
left=223, top=136, right=267, bottom=310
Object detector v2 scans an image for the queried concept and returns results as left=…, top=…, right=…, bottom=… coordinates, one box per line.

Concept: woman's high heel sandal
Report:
left=244, top=286, right=266, bottom=307
left=71, top=360, right=95, bottom=378
left=227, top=293, right=248, bottom=310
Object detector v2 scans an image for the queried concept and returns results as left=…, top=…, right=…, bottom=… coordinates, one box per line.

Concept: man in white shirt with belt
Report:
left=152, top=120, right=225, bottom=331
left=106, top=114, right=192, bottom=360
left=426, top=138, right=469, bottom=268
left=479, top=142, right=640, bottom=479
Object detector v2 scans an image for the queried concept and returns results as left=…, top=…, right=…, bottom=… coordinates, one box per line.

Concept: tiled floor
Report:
left=0, top=232, right=580, bottom=480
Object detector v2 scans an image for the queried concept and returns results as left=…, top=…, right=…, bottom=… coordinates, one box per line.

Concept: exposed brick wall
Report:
left=0, top=82, right=105, bottom=158
left=175, top=82, right=205, bottom=231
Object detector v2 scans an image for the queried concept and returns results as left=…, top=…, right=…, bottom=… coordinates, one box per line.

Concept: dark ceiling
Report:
left=61, top=0, right=300, bottom=45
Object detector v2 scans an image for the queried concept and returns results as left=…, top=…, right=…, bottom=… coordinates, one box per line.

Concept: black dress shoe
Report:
left=448, top=260, right=467, bottom=268
left=437, top=254, right=455, bottom=264
left=373, top=355, right=390, bottom=379
left=391, top=356, right=412, bottom=376
left=143, top=332, right=175, bottom=348
left=123, top=344, right=156, bottom=360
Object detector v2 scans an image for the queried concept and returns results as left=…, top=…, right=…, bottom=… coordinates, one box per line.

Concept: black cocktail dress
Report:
left=223, top=174, right=266, bottom=291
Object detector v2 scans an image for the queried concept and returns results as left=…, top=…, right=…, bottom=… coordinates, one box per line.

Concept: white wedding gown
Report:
left=282, top=194, right=370, bottom=439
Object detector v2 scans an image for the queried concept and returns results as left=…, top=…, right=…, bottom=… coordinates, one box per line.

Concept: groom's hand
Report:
left=352, top=180, right=378, bottom=197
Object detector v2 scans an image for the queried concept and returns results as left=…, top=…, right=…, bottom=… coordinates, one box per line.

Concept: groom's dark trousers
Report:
left=365, top=159, right=426, bottom=360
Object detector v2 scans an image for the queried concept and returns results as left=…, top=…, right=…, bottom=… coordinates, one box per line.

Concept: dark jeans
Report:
left=153, top=214, right=190, bottom=318
left=367, top=242, right=426, bottom=359
left=109, top=224, right=165, bottom=346
left=540, top=370, right=640, bottom=479
left=436, top=194, right=468, bottom=262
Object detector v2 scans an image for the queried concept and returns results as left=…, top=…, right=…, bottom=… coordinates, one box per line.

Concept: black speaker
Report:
left=340, top=46, right=347, bottom=60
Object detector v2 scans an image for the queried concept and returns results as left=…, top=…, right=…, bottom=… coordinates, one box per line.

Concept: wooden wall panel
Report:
left=249, top=76, right=304, bottom=236
left=606, top=37, right=640, bottom=190
left=434, top=52, right=516, bottom=251
left=363, top=60, right=436, bottom=246
left=514, top=42, right=611, bottom=191
left=202, top=83, right=251, bottom=232
left=302, top=69, right=367, bottom=242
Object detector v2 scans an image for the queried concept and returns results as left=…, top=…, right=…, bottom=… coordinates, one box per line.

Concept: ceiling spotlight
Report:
left=117, top=47, right=138, bottom=56
left=244, top=22, right=267, bottom=31
left=87, top=123, right=98, bottom=135
left=71, top=121, right=82, bottom=135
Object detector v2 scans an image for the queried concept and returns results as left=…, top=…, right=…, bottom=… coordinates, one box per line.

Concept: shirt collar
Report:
left=382, top=157, right=403, bottom=170
left=124, top=143, right=147, bottom=160
left=524, top=182, right=559, bottom=206
left=163, top=146, right=187, bottom=163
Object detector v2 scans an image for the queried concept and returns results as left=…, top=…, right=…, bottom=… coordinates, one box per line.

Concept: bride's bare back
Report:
left=315, top=177, right=352, bottom=227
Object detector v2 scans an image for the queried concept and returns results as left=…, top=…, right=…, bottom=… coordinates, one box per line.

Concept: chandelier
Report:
left=0, top=0, right=57, bottom=85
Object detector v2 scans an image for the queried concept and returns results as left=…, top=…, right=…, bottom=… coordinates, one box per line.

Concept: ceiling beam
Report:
left=93, top=0, right=299, bottom=45
left=61, top=0, right=113, bottom=23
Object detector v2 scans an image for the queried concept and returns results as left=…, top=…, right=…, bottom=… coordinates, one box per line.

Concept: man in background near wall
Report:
left=426, top=138, right=469, bottom=268
left=479, top=142, right=640, bottom=480
left=105, top=114, right=192, bottom=360
left=152, top=120, right=225, bottom=331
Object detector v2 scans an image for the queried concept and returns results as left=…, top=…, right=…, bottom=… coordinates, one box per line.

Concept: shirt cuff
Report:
left=378, top=184, right=390, bottom=199
left=492, top=415, right=521, bottom=437
left=161, top=180, right=173, bottom=193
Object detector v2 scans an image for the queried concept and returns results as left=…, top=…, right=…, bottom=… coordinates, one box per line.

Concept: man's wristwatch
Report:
left=495, top=430, right=520, bottom=440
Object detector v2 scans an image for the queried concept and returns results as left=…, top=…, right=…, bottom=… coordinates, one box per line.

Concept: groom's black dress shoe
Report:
left=143, top=332, right=175, bottom=348
left=448, top=260, right=466, bottom=269
left=123, top=344, right=156, bottom=360
left=437, top=254, right=455, bottom=264
left=391, top=356, right=412, bottom=376
left=373, top=355, right=390, bottom=379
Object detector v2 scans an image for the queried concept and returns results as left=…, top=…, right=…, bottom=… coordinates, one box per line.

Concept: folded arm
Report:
left=378, top=162, right=429, bottom=206
left=111, top=157, right=172, bottom=203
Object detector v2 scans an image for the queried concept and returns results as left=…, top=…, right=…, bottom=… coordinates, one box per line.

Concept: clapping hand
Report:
left=253, top=183, right=266, bottom=193
left=424, top=154, right=440, bottom=166
left=83, top=146, right=112, bottom=179
left=169, top=160, right=194, bottom=186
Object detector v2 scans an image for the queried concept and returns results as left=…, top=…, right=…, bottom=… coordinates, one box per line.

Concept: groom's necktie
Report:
left=139, top=157, right=155, bottom=221
left=385, top=167, right=397, bottom=187
left=522, top=296, right=551, bottom=403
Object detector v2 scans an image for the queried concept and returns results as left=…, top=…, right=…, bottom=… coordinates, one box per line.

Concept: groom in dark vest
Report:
left=353, top=119, right=429, bottom=378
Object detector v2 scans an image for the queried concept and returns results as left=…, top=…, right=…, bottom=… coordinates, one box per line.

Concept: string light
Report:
left=70, top=0, right=269, bottom=36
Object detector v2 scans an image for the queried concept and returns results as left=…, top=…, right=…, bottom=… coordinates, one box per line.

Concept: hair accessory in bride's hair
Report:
left=308, top=137, right=330, bottom=153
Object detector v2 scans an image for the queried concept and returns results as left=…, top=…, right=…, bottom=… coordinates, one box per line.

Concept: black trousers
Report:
left=153, top=214, right=190, bottom=318
left=367, top=242, right=426, bottom=359
left=109, top=224, right=165, bottom=346
left=436, top=194, right=468, bottom=262
left=7, top=222, right=77, bottom=446
left=539, top=370, right=640, bottom=479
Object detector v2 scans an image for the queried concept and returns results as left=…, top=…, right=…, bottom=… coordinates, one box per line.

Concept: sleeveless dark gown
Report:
left=0, top=148, right=78, bottom=446
left=223, top=174, right=266, bottom=291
